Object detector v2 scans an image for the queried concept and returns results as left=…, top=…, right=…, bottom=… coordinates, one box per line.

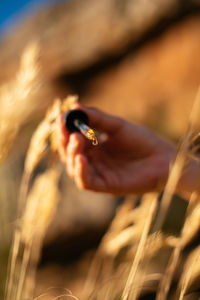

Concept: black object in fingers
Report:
left=64, top=109, right=89, bottom=132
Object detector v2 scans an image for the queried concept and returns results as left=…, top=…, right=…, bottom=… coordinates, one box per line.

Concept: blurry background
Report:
left=0, top=0, right=55, bottom=34
left=1, top=0, right=200, bottom=298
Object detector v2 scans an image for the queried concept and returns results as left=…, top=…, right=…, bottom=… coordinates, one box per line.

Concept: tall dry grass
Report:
left=0, top=42, right=79, bottom=300
left=4, top=93, right=79, bottom=300
left=0, top=41, right=41, bottom=165
left=1, top=42, right=200, bottom=300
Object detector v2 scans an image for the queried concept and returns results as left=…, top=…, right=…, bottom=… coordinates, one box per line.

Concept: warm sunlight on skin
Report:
left=57, top=104, right=200, bottom=198
left=57, top=104, right=177, bottom=195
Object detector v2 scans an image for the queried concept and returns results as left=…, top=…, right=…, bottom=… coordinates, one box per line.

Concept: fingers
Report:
left=71, top=103, right=124, bottom=134
left=56, top=105, right=118, bottom=192
left=64, top=134, right=107, bottom=191
left=74, top=154, right=107, bottom=192
left=74, top=154, right=90, bottom=189
left=66, top=134, right=105, bottom=192
left=57, top=112, right=89, bottom=180
left=66, top=133, right=85, bottom=177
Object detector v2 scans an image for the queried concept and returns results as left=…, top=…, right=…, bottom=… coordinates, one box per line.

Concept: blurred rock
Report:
left=0, top=0, right=192, bottom=83
left=81, top=15, right=200, bottom=139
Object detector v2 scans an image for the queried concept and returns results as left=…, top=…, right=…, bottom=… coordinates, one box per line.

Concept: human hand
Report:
left=57, top=104, right=176, bottom=195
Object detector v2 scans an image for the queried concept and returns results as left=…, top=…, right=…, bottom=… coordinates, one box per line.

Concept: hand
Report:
left=57, top=104, right=176, bottom=195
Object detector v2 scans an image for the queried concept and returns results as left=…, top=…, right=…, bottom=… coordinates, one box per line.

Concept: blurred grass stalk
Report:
left=154, top=86, right=200, bottom=232
left=0, top=42, right=62, bottom=300
left=121, top=193, right=158, bottom=300
left=5, top=168, right=60, bottom=300
left=0, top=41, right=42, bottom=165
left=3, top=95, right=76, bottom=299
left=155, top=87, right=200, bottom=300
left=0, top=41, right=43, bottom=299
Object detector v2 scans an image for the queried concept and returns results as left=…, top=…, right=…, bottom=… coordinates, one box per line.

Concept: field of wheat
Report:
left=0, top=37, right=200, bottom=300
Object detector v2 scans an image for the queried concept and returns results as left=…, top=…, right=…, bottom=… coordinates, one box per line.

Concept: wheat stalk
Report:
left=154, top=87, right=200, bottom=233
left=5, top=168, right=60, bottom=300
left=121, top=193, right=158, bottom=300
left=19, top=95, right=78, bottom=211
left=178, top=245, right=200, bottom=300
left=0, top=41, right=41, bottom=165
left=155, top=87, right=200, bottom=300
left=5, top=87, right=79, bottom=300
left=82, top=197, right=138, bottom=299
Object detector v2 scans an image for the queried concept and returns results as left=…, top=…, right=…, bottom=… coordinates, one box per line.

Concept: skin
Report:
left=57, top=104, right=178, bottom=195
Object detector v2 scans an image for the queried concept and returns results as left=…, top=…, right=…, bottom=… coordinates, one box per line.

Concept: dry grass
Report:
left=0, top=42, right=79, bottom=300
left=121, top=193, right=158, bottom=300
left=4, top=93, right=78, bottom=300
left=18, top=98, right=61, bottom=213
left=178, top=245, right=200, bottom=300
left=0, top=41, right=42, bottom=165
left=1, top=42, right=200, bottom=300
left=5, top=168, right=61, bottom=300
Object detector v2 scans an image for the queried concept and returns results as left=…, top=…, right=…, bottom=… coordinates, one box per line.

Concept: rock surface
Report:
left=0, top=0, right=193, bottom=83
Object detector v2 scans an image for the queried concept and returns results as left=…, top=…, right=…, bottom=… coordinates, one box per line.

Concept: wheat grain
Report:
left=179, top=196, right=200, bottom=248
left=101, top=196, right=154, bottom=256
left=61, top=95, right=78, bottom=112
left=23, top=94, right=78, bottom=177
left=19, top=98, right=62, bottom=213
left=156, top=191, right=200, bottom=300
left=24, top=120, right=52, bottom=176
left=178, top=245, right=200, bottom=300
left=5, top=167, right=60, bottom=300
left=0, top=41, right=41, bottom=164
left=127, top=232, right=169, bottom=261
left=21, top=168, right=60, bottom=243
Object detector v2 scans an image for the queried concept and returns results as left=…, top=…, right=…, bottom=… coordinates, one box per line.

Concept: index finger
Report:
left=71, top=104, right=124, bottom=134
